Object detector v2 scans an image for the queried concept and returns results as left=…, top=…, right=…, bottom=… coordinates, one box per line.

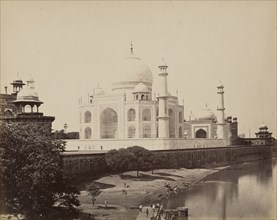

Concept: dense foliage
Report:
left=0, top=122, right=80, bottom=219
left=105, top=146, right=153, bottom=177
left=52, top=130, right=79, bottom=139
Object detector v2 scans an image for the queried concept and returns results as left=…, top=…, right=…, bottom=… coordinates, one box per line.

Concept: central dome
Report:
left=198, top=107, right=216, bottom=121
left=112, top=54, right=153, bottom=92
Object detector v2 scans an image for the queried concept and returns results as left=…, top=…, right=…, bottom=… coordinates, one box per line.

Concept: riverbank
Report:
left=77, top=166, right=228, bottom=220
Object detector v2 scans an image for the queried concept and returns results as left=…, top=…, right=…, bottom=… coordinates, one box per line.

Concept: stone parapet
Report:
left=64, top=138, right=230, bottom=151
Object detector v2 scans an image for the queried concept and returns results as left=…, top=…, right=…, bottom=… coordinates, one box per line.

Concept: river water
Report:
left=166, top=159, right=276, bottom=220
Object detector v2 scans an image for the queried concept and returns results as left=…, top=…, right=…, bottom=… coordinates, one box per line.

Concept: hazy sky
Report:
left=1, top=1, right=276, bottom=137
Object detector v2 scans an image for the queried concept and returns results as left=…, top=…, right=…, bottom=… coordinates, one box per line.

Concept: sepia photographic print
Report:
left=0, top=1, right=276, bottom=220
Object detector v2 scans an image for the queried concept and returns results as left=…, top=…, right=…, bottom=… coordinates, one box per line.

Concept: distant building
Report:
left=184, top=110, right=238, bottom=145
left=0, top=76, right=54, bottom=131
left=238, top=123, right=274, bottom=146
left=184, top=106, right=218, bottom=139
left=65, top=45, right=238, bottom=151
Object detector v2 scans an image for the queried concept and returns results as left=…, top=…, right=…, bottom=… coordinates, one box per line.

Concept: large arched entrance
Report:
left=100, top=108, right=118, bottom=139
left=195, top=129, right=207, bottom=138
left=169, top=109, right=175, bottom=138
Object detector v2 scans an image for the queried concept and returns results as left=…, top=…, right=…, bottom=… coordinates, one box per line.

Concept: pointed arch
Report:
left=179, top=112, right=183, bottom=123
left=84, top=111, right=91, bottom=123
left=169, top=108, right=175, bottom=138
left=142, top=108, right=151, bottom=121
left=179, top=126, right=183, bottom=138
left=128, top=125, right=136, bottom=138
left=100, top=108, right=118, bottom=139
left=128, top=108, right=136, bottom=121
left=84, top=127, right=92, bottom=139
left=142, top=124, right=151, bottom=138
left=196, top=129, right=207, bottom=138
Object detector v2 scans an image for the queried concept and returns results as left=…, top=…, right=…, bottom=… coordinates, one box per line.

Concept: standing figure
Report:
left=104, top=199, right=108, bottom=208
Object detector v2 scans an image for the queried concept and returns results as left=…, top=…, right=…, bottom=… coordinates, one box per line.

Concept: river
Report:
left=166, top=159, right=276, bottom=220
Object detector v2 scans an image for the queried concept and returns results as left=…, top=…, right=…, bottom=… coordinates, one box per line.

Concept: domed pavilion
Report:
left=1, top=77, right=55, bottom=131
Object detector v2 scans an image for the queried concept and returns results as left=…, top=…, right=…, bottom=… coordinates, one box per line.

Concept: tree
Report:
left=52, top=130, right=79, bottom=139
left=127, top=146, right=153, bottom=177
left=105, top=148, right=133, bottom=173
left=52, top=129, right=68, bottom=139
left=150, top=153, right=167, bottom=174
left=105, top=146, right=153, bottom=177
left=86, top=183, right=101, bottom=206
left=0, top=122, right=80, bottom=220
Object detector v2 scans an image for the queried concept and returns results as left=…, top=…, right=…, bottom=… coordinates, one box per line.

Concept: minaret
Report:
left=157, top=62, right=169, bottom=138
left=217, top=82, right=226, bottom=138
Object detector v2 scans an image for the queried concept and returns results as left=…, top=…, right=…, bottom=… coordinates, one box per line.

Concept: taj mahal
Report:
left=65, top=45, right=238, bottom=151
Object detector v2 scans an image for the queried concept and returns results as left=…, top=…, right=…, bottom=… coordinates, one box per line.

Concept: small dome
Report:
left=14, top=79, right=42, bottom=103
left=217, top=82, right=224, bottom=88
left=93, top=86, right=105, bottom=95
left=198, top=107, right=216, bottom=121
left=11, top=79, right=25, bottom=85
left=259, top=123, right=268, bottom=130
left=189, top=113, right=196, bottom=121
left=133, top=82, right=149, bottom=93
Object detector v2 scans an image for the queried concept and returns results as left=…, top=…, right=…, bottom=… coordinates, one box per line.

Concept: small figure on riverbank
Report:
left=104, top=199, right=108, bottom=208
left=170, top=214, right=176, bottom=220
left=122, top=189, right=127, bottom=195
left=146, top=208, right=149, bottom=216
left=160, top=205, right=164, bottom=216
left=124, top=182, right=126, bottom=188
left=139, top=204, right=143, bottom=212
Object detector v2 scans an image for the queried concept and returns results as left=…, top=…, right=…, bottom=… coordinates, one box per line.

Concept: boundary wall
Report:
left=62, top=145, right=272, bottom=183
left=64, top=138, right=230, bottom=151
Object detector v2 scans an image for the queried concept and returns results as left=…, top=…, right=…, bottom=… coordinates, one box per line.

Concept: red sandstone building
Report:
left=0, top=76, right=54, bottom=131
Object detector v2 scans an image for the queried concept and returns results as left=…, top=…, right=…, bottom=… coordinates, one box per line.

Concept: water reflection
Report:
left=167, top=159, right=276, bottom=220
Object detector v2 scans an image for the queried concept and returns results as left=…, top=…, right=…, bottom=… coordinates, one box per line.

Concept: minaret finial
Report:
left=162, top=58, right=166, bottom=65
left=130, top=41, right=134, bottom=54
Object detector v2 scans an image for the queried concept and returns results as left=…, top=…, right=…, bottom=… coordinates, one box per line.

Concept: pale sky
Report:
left=1, top=1, right=276, bottom=137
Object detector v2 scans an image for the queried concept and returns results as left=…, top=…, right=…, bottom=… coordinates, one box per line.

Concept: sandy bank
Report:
left=78, top=166, right=228, bottom=219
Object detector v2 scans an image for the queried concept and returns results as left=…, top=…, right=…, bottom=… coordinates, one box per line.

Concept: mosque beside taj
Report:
left=1, top=45, right=274, bottom=151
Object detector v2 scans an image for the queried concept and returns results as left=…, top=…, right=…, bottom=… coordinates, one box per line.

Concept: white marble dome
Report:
left=198, top=107, right=216, bottom=121
left=16, top=79, right=41, bottom=102
left=112, top=53, right=153, bottom=92
left=133, top=82, right=149, bottom=93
